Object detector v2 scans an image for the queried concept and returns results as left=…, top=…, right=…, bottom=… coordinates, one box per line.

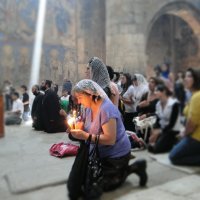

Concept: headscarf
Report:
left=73, top=79, right=109, bottom=99
left=133, top=74, right=149, bottom=100
left=88, top=57, right=110, bottom=89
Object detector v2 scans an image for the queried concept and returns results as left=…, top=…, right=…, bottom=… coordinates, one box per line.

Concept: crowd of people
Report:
left=3, top=57, right=200, bottom=199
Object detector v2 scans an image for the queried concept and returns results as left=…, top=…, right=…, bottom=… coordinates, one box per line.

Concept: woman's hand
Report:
left=75, top=121, right=84, bottom=130
left=121, top=97, right=133, bottom=105
left=138, top=100, right=149, bottom=108
left=149, top=129, right=161, bottom=144
left=69, top=129, right=88, bottom=140
left=139, top=114, right=146, bottom=120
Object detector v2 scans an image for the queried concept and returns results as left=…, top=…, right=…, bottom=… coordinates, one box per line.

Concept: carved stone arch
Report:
left=146, top=1, right=200, bottom=72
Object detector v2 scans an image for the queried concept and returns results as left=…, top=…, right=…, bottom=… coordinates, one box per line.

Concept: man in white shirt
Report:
left=5, top=92, right=24, bottom=125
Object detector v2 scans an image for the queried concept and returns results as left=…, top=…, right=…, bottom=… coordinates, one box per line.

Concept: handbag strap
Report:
left=89, top=134, right=100, bottom=157
left=86, top=134, right=92, bottom=145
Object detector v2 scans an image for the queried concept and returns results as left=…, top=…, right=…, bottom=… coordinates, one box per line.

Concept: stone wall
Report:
left=76, top=0, right=106, bottom=80
left=2, top=0, right=200, bottom=88
left=0, top=0, right=105, bottom=88
left=0, top=0, right=78, bottom=88
left=106, top=0, right=147, bottom=74
left=106, top=0, right=200, bottom=77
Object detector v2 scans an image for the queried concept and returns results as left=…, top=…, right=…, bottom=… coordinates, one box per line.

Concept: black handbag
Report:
left=67, top=135, right=92, bottom=200
left=84, top=134, right=103, bottom=200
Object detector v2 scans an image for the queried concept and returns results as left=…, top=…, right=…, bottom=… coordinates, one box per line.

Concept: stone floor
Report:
left=0, top=122, right=200, bottom=200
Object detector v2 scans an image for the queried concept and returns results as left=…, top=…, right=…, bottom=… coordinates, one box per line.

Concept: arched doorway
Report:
left=146, top=2, right=200, bottom=73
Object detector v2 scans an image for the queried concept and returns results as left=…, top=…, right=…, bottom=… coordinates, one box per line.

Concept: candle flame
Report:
left=73, top=110, right=76, bottom=117
left=67, top=116, right=76, bottom=129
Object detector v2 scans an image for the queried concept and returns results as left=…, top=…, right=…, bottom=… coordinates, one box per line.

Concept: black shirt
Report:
left=22, top=92, right=29, bottom=112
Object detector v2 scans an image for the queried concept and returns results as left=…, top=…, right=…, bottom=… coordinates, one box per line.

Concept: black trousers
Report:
left=44, top=119, right=66, bottom=133
left=100, top=152, right=130, bottom=191
left=149, top=130, right=179, bottom=153
left=123, top=112, right=137, bottom=132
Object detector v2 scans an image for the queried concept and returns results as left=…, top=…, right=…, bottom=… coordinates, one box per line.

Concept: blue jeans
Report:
left=22, top=112, right=29, bottom=121
left=169, top=136, right=200, bottom=166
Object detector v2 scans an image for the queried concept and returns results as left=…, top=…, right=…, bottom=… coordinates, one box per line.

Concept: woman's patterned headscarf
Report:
left=73, top=79, right=109, bottom=99
left=88, top=57, right=110, bottom=89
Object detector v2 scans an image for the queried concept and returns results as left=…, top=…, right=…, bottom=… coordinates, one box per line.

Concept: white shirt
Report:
left=61, top=95, right=70, bottom=101
left=12, top=98, right=24, bottom=118
left=156, top=97, right=181, bottom=131
left=123, top=85, right=135, bottom=113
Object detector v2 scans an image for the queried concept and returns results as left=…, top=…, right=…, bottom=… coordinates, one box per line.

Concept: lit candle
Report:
left=72, top=110, right=76, bottom=117
left=67, top=118, right=73, bottom=129
left=67, top=111, right=76, bottom=130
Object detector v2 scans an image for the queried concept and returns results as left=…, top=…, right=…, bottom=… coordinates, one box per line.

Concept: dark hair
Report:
left=149, top=77, right=164, bottom=85
left=132, top=75, right=137, bottom=82
left=92, top=95, right=101, bottom=102
left=156, top=84, right=172, bottom=96
left=186, top=68, right=200, bottom=90
left=53, top=84, right=59, bottom=94
left=33, top=84, right=40, bottom=91
left=21, top=85, right=27, bottom=91
left=113, top=72, right=120, bottom=83
left=106, top=65, right=114, bottom=80
left=154, top=65, right=162, bottom=73
left=103, top=86, right=112, bottom=98
left=121, top=73, right=132, bottom=95
left=12, top=92, right=19, bottom=98
left=45, top=80, right=52, bottom=88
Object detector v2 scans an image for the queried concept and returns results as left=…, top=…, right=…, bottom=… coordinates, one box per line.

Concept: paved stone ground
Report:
left=0, top=123, right=200, bottom=200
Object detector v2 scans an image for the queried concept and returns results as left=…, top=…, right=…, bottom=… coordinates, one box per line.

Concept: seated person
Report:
left=132, top=74, right=149, bottom=113
left=31, top=85, right=44, bottom=130
left=137, top=77, right=163, bottom=115
left=5, top=92, right=24, bottom=125
left=169, top=68, right=200, bottom=165
left=141, top=84, right=181, bottom=153
left=60, top=89, right=71, bottom=113
left=69, top=79, right=148, bottom=199
left=136, top=77, right=163, bottom=142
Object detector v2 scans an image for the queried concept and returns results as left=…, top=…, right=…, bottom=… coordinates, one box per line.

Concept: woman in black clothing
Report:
left=136, top=77, right=162, bottom=142
left=137, top=77, right=163, bottom=115
left=142, top=84, right=182, bottom=153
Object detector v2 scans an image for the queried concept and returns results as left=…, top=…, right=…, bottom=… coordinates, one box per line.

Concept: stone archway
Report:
left=146, top=1, right=200, bottom=72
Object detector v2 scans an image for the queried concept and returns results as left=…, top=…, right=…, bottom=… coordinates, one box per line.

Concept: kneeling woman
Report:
left=69, top=79, right=147, bottom=195
left=148, top=84, right=182, bottom=153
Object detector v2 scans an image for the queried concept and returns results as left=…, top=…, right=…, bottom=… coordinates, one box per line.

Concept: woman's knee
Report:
left=169, top=145, right=183, bottom=164
left=169, top=149, right=178, bottom=163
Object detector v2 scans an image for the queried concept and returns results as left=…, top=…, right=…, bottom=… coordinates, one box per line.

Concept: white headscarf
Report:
left=88, top=57, right=110, bottom=89
left=73, top=79, right=109, bottom=99
left=133, top=74, right=149, bottom=100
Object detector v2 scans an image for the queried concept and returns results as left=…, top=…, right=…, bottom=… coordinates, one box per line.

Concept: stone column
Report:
left=0, top=94, right=4, bottom=138
left=106, top=0, right=147, bottom=75
left=76, top=0, right=106, bottom=80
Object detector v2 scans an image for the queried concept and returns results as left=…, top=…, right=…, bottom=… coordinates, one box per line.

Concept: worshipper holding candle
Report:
left=68, top=79, right=148, bottom=198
